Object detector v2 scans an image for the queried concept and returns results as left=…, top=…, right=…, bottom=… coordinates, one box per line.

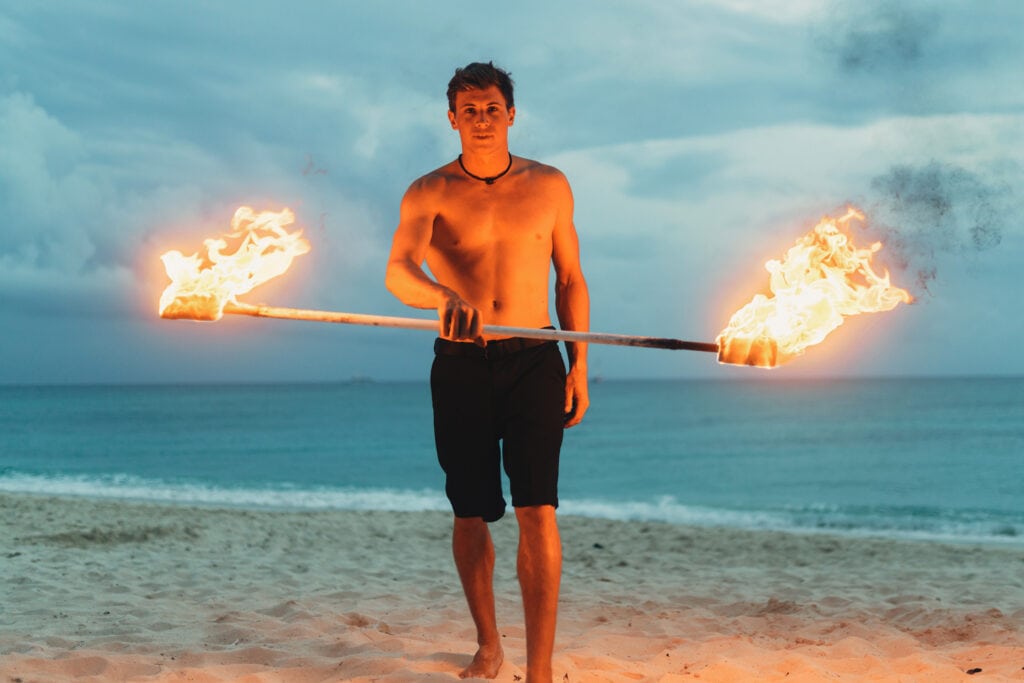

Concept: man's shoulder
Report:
left=515, top=156, right=571, bottom=192
left=517, top=156, right=565, bottom=178
left=405, top=161, right=461, bottom=197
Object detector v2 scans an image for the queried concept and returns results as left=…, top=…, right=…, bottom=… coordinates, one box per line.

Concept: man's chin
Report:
left=464, top=134, right=501, bottom=147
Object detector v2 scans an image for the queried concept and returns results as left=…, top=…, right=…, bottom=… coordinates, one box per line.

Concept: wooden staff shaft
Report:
left=223, top=302, right=719, bottom=353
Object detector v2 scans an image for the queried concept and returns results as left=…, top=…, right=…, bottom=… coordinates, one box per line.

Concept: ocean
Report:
left=2, top=377, right=1022, bottom=545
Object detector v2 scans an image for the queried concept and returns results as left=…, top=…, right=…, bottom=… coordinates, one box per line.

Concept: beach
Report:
left=2, top=493, right=1023, bottom=682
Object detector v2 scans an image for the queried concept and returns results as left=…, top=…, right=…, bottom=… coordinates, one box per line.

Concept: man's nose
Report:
left=475, top=111, right=489, bottom=126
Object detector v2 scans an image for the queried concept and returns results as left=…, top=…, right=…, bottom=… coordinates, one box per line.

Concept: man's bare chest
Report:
left=431, top=192, right=555, bottom=251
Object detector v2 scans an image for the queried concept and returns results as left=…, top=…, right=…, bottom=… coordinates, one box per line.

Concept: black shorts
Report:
left=430, top=336, right=566, bottom=522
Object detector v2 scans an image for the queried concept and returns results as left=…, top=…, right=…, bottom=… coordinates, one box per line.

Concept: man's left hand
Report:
left=563, top=365, right=589, bottom=428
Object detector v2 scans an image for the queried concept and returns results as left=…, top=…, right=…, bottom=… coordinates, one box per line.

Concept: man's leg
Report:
left=515, top=505, right=561, bottom=683
left=453, top=516, right=504, bottom=679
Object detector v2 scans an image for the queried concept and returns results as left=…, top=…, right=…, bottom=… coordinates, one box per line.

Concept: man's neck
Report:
left=458, top=149, right=512, bottom=179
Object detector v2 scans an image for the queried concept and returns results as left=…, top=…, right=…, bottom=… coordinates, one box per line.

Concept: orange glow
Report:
left=716, top=208, right=912, bottom=368
left=158, top=206, right=310, bottom=320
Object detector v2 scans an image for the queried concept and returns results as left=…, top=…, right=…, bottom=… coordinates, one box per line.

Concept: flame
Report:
left=158, top=206, right=310, bottom=320
left=716, top=207, right=911, bottom=368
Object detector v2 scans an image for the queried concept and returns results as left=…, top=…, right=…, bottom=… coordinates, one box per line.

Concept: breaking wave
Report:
left=2, top=470, right=1021, bottom=546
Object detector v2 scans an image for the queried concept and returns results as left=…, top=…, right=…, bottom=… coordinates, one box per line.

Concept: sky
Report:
left=1, top=0, right=1022, bottom=384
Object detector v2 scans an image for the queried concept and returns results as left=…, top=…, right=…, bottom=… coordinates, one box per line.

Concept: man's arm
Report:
left=550, top=174, right=590, bottom=428
left=385, top=178, right=483, bottom=342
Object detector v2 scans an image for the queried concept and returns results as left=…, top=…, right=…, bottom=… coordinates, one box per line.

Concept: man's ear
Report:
left=508, top=106, right=516, bottom=126
left=448, top=110, right=457, bottom=129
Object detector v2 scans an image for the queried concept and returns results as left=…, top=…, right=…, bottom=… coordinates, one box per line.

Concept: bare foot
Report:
left=459, top=643, right=504, bottom=679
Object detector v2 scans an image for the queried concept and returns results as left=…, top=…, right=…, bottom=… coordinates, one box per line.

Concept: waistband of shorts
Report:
left=434, top=327, right=556, bottom=361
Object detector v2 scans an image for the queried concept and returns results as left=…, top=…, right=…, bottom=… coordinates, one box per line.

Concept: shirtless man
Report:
left=385, top=62, right=590, bottom=682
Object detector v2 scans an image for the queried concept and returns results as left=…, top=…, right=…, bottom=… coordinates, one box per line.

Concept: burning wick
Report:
left=716, top=207, right=912, bottom=368
left=158, top=206, right=310, bottom=321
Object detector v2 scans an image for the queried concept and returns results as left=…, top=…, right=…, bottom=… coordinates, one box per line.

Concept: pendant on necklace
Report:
left=458, top=154, right=513, bottom=185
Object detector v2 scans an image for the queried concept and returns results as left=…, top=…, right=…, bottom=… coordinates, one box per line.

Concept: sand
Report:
left=2, top=492, right=1023, bottom=682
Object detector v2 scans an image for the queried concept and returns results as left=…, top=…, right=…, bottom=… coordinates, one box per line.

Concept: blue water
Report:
left=2, top=378, right=1022, bottom=545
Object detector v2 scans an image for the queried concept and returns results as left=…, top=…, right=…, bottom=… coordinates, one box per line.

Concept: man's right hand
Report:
left=439, top=295, right=484, bottom=345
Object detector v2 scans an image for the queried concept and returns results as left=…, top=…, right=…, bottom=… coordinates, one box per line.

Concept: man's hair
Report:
left=446, top=62, right=514, bottom=113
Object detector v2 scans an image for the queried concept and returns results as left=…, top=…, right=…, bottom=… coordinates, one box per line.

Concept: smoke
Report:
left=824, top=2, right=940, bottom=74
left=817, top=2, right=1020, bottom=296
left=863, top=161, right=1013, bottom=293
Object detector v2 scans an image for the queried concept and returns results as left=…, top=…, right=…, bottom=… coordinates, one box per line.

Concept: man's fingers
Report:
left=467, top=308, right=484, bottom=344
left=565, top=403, right=588, bottom=428
left=441, top=308, right=457, bottom=339
left=439, top=300, right=484, bottom=342
left=456, top=308, right=477, bottom=341
left=563, top=393, right=583, bottom=428
left=564, top=381, right=589, bottom=428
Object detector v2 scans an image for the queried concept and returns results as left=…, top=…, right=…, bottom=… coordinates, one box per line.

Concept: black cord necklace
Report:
left=458, top=153, right=513, bottom=185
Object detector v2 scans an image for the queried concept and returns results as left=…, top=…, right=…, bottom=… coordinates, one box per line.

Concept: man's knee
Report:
left=454, top=515, right=491, bottom=536
left=514, top=505, right=557, bottom=534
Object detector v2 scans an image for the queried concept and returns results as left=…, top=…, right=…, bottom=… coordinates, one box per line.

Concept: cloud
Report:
left=550, top=112, right=1022, bottom=356
left=695, top=0, right=827, bottom=24
left=0, top=77, right=426, bottom=320
left=2, top=1, right=1023, bottom=381
left=0, top=92, right=89, bottom=269
left=812, top=1, right=1024, bottom=119
left=0, top=91, right=215, bottom=314
left=623, top=150, right=729, bottom=201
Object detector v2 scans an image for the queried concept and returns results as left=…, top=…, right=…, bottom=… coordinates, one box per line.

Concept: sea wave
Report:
left=0, top=471, right=449, bottom=512
left=561, top=496, right=1024, bottom=546
left=2, top=471, right=1021, bottom=546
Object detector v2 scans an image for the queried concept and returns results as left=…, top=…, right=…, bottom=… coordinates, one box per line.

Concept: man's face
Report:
left=448, top=85, right=515, bottom=153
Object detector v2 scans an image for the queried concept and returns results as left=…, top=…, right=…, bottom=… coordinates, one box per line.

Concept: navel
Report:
left=491, top=299, right=502, bottom=311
